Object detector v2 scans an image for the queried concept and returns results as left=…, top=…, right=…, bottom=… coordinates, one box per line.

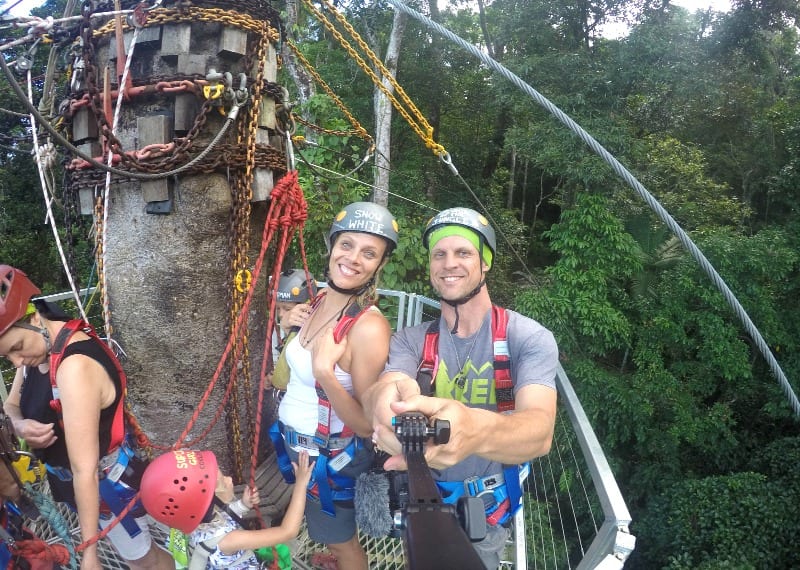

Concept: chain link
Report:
left=92, top=6, right=281, bottom=41
left=286, top=38, right=373, bottom=147
left=65, top=2, right=286, bottom=478
left=301, top=0, right=446, bottom=157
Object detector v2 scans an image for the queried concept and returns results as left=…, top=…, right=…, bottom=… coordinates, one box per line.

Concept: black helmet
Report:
left=423, top=207, right=496, bottom=259
left=326, top=201, right=399, bottom=255
left=275, top=269, right=317, bottom=303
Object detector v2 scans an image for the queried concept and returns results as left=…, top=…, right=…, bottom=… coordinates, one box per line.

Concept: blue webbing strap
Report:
left=268, top=421, right=295, bottom=484
left=269, top=420, right=357, bottom=516
left=97, top=448, right=141, bottom=537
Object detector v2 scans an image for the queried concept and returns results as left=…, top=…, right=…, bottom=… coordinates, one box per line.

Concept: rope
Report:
left=26, top=70, right=90, bottom=323
left=99, top=5, right=142, bottom=344
left=174, top=171, right=308, bottom=449
left=10, top=540, right=72, bottom=566
left=384, top=0, right=800, bottom=418
left=97, top=15, right=138, bottom=343
left=249, top=169, right=309, bottom=522
left=23, top=483, right=78, bottom=569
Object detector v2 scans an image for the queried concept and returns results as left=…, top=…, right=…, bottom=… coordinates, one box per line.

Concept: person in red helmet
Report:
left=0, top=265, right=174, bottom=570
left=140, top=448, right=313, bottom=569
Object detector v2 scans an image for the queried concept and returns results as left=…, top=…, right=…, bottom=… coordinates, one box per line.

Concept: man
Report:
left=364, top=207, right=559, bottom=569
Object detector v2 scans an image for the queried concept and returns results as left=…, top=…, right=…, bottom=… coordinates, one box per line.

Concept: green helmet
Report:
left=326, top=201, right=399, bottom=254
left=275, top=269, right=317, bottom=303
left=423, top=207, right=496, bottom=265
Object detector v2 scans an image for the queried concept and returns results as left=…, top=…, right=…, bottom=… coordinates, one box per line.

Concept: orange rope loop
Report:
left=10, top=540, right=72, bottom=565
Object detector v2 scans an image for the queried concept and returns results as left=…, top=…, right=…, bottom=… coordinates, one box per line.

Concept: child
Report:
left=271, top=269, right=318, bottom=368
left=140, top=448, right=313, bottom=569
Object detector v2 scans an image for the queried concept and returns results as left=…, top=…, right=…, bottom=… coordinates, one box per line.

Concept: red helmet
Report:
left=0, top=265, right=41, bottom=338
left=140, top=449, right=218, bottom=534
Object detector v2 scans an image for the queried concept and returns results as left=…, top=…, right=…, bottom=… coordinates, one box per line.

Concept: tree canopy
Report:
left=2, top=0, right=799, bottom=566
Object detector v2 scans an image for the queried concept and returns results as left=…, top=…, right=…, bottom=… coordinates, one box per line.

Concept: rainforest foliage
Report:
left=2, top=0, right=799, bottom=567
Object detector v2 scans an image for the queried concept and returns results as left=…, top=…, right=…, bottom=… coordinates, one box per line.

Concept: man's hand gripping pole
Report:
left=392, top=412, right=486, bottom=570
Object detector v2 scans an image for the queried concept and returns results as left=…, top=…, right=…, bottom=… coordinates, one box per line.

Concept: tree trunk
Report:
left=507, top=145, right=516, bottom=209
left=282, top=0, right=316, bottom=105
left=424, top=0, right=443, bottom=200
left=64, top=3, right=284, bottom=477
left=372, top=10, right=407, bottom=207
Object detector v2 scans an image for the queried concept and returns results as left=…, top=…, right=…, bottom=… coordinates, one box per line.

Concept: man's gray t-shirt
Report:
left=384, top=308, right=558, bottom=482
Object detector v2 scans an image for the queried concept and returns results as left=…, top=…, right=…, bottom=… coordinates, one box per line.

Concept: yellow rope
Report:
left=300, top=0, right=447, bottom=157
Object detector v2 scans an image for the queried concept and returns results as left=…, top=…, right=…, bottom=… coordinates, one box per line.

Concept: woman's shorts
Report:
left=305, top=494, right=357, bottom=544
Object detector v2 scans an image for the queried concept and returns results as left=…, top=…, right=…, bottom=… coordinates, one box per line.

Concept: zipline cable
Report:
left=385, top=0, right=800, bottom=418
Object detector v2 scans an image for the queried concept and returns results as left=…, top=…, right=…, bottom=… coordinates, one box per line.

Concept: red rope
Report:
left=10, top=540, right=71, bottom=565
left=175, top=170, right=308, bottom=447
left=249, top=170, right=309, bottom=522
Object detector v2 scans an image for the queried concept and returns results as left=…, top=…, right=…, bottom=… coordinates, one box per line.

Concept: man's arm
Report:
left=381, top=383, right=556, bottom=470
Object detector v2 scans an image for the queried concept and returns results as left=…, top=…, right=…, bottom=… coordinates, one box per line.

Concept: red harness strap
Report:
left=312, top=299, right=372, bottom=447
left=48, top=319, right=127, bottom=453
left=420, top=305, right=515, bottom=412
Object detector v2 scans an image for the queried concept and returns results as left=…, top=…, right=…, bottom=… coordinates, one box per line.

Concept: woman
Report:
left=274, top=202, right=398, bottom=569
left=0, top=265, right=173, bottom=570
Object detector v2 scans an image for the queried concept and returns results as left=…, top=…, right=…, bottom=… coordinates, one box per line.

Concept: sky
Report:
left=600, top=0, right=734, bottom=38
left=2, top=0, right=37, bottom=17
left=4, top=0, right=735, bottom=19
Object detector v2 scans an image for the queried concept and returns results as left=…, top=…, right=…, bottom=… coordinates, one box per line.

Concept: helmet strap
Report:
left=323, top=266, right=375, bottom=297
left=13, top=320, right=52, bottom=354
left=440, top=279, right=486, bottom=334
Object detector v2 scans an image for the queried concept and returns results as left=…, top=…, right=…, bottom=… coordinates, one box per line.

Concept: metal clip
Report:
left=204, top=68, right=226, bottom=102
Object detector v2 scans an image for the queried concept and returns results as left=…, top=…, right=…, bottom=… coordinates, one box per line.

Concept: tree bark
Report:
left=372, top=10, right=407, bottom=207
left=282, top=0, right=316, bottom=106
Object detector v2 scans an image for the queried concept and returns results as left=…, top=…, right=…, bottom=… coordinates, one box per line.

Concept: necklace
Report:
left=299, top=295, right=353, bottom=348
left=445, top=316, right=487, bottom=389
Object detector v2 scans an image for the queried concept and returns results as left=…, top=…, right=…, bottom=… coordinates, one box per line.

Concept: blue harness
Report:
left=435, top=463, right=530, bottom=526
left=0, top=506, right=14, bottom=568
left=47, top=437, right=144, bottom=537
left=418, top=308, right=528, bottom=526
left=269, top=420, right=365, bottom=516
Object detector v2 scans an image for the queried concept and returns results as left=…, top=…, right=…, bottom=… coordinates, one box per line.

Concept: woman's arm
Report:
left=57, top=354, right=116, bottom=569
left=311, top=310, right=391, bottom=437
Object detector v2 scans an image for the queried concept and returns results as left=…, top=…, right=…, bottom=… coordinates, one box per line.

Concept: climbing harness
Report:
left=416, top=305, right=526, bottom=525
left=46, top=319, right=147, bottom=537
left=269, top=297, right=374, bottom=516
left=418, top=306, right=513, bottom=412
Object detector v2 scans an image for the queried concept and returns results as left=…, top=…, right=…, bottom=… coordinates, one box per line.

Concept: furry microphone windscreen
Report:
left=355, top=471, right=393, bottom=537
